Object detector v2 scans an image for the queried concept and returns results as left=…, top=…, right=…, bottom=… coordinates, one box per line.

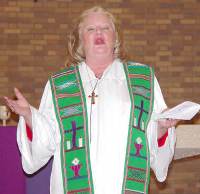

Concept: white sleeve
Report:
left=17, top=81, right=59, bottom=174
left=147, top=76, right=176, bottom=182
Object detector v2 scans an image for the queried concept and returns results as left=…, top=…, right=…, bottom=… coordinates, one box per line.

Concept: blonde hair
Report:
left=65, top=6, right=126, bottom=66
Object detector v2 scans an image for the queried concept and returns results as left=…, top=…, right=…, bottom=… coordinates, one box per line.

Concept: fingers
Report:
left=167, top=118, right=180, bottom=128
left=167, top=118, right=179, bottom=125
left=4, top=96, right=18, bottom=114
left=4, top=96, right=12, bottom=108
left=164, top=119, right=173, bottom=128
left=4, top=97, right=14, bottom=111
left=4, top=98, right=13, bottom=112
left=158, top=118, right=179, bottom=129
left=14, top=87, right=25, bottom=101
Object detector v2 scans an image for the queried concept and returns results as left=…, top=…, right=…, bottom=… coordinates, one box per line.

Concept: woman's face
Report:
left=79, top=12, right=116, bottom=59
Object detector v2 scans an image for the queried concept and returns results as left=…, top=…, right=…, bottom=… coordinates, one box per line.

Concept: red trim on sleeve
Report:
left=157, top=130, right=168, bottom=147
left=26, top=124, right=33, bottom=141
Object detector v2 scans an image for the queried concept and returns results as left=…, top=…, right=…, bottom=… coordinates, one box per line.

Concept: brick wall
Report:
left=0, top=0, right=200, bottom=193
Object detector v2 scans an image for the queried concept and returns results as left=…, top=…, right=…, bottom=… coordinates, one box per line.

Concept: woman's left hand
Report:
left=157, top=118, right=179, bottom=139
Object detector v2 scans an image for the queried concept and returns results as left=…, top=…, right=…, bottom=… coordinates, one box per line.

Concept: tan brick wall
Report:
left=0, top=0, right=200, bottom=193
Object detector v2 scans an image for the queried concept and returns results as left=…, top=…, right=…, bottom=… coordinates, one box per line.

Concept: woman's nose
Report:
left=96, top=27, right=102, bottom=34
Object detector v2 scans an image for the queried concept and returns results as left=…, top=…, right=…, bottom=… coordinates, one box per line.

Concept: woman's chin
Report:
left=93, top=48, right=112, bottom=56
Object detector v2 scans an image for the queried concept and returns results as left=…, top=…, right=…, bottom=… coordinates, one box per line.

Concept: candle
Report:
left=67, top=141, right=71, bottom=150
left=79, top=137, right=83, bottom=147
left=134, top=117, right=137, bottom=126
left=141, top=121, right=145, bottom=130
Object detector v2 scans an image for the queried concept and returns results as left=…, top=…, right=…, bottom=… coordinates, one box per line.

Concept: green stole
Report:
left=50, top=61, right=154, bottom=194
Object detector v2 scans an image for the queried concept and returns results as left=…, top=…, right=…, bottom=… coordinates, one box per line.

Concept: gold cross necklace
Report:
left=85, top=63, right=113, bottom=105
left=85, top=63, right=113, bottom=142
left=85, top=65, right=100, bottom=143
left=88, top=80, right=99, bottom=105
left=85, top=65, right=100, bottom=105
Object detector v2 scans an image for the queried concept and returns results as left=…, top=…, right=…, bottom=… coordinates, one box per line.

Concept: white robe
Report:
left=17, top=59, right=176, bottom=194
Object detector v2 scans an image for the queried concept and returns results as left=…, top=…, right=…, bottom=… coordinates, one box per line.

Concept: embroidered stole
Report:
left=50, top=62, right=154, bottom=194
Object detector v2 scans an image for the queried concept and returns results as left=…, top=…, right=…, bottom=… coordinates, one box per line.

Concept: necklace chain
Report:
left=85, top=65, right=99, bottom=105
left=85, top=64, right=113, bottom=102
left=85, top=63, right=113, bottom=143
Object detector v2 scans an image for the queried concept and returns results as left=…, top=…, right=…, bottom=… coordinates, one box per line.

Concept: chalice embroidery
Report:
left=134, top=137, right=143, bottom=157
left=70, top=158, right=82, bottom=178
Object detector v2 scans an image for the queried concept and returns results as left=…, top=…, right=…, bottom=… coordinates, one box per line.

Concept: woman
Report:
left=5, top=6, right=177, bottom=194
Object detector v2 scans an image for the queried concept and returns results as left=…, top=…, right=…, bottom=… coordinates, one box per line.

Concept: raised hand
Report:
left=4, top=88, right=32, bottom=128
left=156, top=108, right=179, bottom=138
left=157, top=118, right=179, bottom=139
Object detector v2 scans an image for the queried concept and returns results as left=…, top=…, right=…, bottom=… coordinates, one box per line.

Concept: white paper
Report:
left=154, top=101, right=200, bottom=120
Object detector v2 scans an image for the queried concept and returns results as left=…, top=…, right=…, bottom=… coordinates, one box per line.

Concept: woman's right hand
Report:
left=4, top=88, right=32, bottom=128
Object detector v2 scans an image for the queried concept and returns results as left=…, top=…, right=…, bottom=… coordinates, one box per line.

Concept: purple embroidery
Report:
left=70, top=158, right=82, bottom=178
left=72, top=121, right=77, bottom=148
left=134, top=137, right=143, bottom=157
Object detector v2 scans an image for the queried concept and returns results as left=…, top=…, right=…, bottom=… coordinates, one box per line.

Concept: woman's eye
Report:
left=102, top=26, right=110, bottom=31
left=101, top=26, right=110, bottom=31
left=87, top=27, right=95, bottom=32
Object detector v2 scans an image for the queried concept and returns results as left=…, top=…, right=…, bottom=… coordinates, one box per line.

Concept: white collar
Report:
left=78, top=58, right=126, bottom=83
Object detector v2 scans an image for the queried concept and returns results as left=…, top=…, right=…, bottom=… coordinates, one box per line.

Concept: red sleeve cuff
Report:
left=157, top=130, right=168, bottom=147
left=26, top=124, right=32, bottom=141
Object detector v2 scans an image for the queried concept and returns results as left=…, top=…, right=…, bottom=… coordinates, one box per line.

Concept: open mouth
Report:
left=94, top=37, right=105, bottom=45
